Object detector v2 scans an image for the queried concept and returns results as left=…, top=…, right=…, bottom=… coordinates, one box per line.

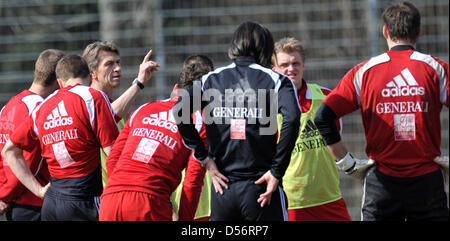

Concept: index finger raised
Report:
left=142, top=49, right=153, bottom=64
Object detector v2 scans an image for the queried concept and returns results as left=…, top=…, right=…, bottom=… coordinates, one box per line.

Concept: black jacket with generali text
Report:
left=175, top=56, right=301, bottom=181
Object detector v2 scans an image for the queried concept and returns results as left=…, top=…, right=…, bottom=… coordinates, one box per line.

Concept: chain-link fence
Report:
left=0, top=0, right=448, bottom=221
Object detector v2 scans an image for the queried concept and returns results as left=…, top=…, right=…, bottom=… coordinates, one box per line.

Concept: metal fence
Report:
left=0, top=0, right=448, bottom=220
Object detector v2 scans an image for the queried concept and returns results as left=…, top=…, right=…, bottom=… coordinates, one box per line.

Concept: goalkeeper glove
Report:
left=336, top=152, right=374, bottom=182
left=433, top=156, right=449, bottom=169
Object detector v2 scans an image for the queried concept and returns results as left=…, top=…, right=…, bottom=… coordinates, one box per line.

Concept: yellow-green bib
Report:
left=278, top=83, right=342, bottom=209
left=170, top=170, right=211, bottom=220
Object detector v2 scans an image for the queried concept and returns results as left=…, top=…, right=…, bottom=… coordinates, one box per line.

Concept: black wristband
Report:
left=133, top=79, right=145, bottom=89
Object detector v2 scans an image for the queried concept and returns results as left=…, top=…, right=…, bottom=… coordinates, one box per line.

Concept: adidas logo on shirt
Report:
left=142, top=110, right=178, bottom=133
left=299, top=120, right=320, bottom=139
left=43, top=101, right=73, bottom=130
left=381, top=68, right=425, bottom=97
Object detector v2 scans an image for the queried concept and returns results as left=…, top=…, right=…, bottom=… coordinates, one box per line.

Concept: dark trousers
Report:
left=362, top=167, right=448, bottom=221
left=41, top=188, right=100, bottom=221
left=6, top=203, right=41, bottom=221
left=210, top=179, right=288, bottom=221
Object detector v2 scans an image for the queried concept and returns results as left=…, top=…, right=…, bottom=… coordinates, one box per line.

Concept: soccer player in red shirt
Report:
left=82, top=41, right=160, bottom=187
left=0, top=49, right=64, bottom=220
left=2, top=55, right=120, bottom=221
left=314, top=1, right=449, bottom=221
left=98, top=55, right=213, bottom=221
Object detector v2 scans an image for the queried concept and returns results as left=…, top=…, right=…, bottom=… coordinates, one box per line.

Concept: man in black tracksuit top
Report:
left=175, top=21, right=301, bottom=221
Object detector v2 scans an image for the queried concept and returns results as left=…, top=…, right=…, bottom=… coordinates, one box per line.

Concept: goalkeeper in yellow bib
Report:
left=272, top=37, right=352, bottom=221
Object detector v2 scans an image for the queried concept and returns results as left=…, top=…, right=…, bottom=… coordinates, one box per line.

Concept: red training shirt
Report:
left=10, top=84, right=119, bottom=179
left=323, top=47, right=449, bottom=177
left=0, top=90, right=49, bottom=206
left=103, top=97, right=194, bottom=198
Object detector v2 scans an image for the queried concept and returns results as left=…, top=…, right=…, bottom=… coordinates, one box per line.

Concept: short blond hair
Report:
left=272, top=37, right=305, bottom=66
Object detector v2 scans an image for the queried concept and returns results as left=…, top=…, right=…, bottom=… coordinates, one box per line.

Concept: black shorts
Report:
left=6, top=203, right=41, bottom=221
left=41, top=188, right=100, bottom=221
left=41, top=165, right=102, bottom=221
left=210, top=179, right=288, bottom=221
left=362, top=167, right=448, bottom=221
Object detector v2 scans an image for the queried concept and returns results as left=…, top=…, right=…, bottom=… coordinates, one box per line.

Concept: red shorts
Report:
left=288, top=198, right=352, bottom=221
left=99, top=191, right=172, bottom=221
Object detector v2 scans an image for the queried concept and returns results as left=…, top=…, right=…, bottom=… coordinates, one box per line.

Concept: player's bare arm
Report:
left=1, top=140, right=48, bottom=199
